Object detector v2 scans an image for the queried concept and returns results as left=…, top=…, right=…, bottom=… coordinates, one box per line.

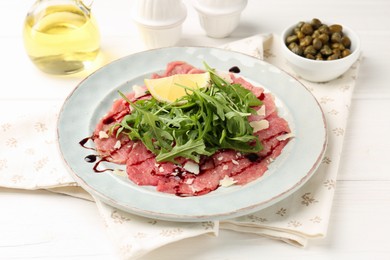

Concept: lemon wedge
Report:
left=145, top=72, right=210, bottom=103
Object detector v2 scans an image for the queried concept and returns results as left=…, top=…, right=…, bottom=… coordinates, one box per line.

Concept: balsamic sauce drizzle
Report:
left=79, top=136, right=113, bottom=173
left=245, top=153, right=260, bottom=162
left=229, top=66, right=241, bottom=73
left=79, top=136, right=95, bottom=150
left=84, top=154, right=97, bottom=163
left=92, top=157, right=113, bottom=173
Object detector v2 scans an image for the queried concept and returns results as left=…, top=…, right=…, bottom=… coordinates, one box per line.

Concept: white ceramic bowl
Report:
left=132, top=0, right=187, bottom=49
left=193, top=0, right=248, bottom=38
left=281, top=21, right=361, bottom=82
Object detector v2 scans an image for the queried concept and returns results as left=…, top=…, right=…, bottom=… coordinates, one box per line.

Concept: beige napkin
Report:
left=0, top=34, right=362, bottom=258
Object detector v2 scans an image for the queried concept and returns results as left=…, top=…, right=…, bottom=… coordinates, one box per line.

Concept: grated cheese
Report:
left=219, top=175, right=237, bottom=187
left=98, top=131, right=109, bottom=139
left=183, top=161, right=200, bottom=175
left=250, top=119, right=269, bottom=132
left=256, top=105, right=266, bottom=117
left=133, top=84, right=146, bottom=98
left=276, top=133, right=294, bottom=141
left=114, top=140, right=121, bottom=149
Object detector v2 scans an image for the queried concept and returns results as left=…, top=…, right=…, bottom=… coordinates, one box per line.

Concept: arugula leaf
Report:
left=117, top=62, right=264, bottom=163
left=156, top=139, right=212, bottom=163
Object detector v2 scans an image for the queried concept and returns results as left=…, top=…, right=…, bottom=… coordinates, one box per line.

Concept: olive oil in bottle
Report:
left=23, top=3, right=100, bottom=75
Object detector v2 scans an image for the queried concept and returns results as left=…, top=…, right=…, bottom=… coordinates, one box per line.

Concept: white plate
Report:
left=57, top=47, right=327, bottom=222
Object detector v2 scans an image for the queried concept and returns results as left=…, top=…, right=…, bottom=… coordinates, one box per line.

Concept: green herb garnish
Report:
left=115, top=63, right=263, bottom=163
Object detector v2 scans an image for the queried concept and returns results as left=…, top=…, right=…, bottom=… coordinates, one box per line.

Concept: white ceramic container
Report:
left=192, top=0, right=248, bottom=38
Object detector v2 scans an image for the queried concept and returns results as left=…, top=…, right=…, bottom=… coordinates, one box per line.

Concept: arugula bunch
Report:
left=116, top=63, right=263, bottom=163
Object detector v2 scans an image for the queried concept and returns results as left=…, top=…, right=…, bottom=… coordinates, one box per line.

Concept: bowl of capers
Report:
left=281, top=18, right=361, bottom=82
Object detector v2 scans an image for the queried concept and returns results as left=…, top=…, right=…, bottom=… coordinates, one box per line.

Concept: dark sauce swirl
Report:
left=80, top=136, right=113, bottom=173
left=229, top=66, right=241, bottom=73
left=79, top=136, right=95, bottom=150
left=84, top=154, right=97, bottom=163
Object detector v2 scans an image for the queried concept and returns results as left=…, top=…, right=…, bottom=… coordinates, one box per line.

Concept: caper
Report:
left=329, top=24, right=343, bottom=34
left=327, top=53, right=340, bottom=60
left=313, top=38, right=323, bottom=50
left=341, top=36, right=351, bottom=48
left=316, top=53, right=324, bottom=60
left=297, top=21, right=305, bottom=29
left=318, top=33, right=329, bottom=44
left=318, top=25, right=330, bottom=35
left=300, top=35, right=313, bottom=47
left=311, top=18, right=322, bottom=29
left=305, top=54, right=316, bottom=59
left=331, top=32, right=342, bottom=43
left=286, top=35, right=299, bottom=44
left=332, top=49, right=341, bottom=58
left=312, top=30, right=321, bottom=39
left=341, top=49, right=352, bottom=58
left=296, top=31, right=305, bottom=39
left=332, top=42, right=345, bottom=51
left=288, top=42, right=297, bottom=50
left=304, top=45, right=317, bottom=56
left=320, top=45, right=333, bottom=56
left=300, top=23, right=314, bottom=35
left=289, top=42, right=303, bottom=56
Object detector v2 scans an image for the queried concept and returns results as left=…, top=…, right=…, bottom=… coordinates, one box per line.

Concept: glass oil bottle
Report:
left=23, top=0, right=100, bottom=75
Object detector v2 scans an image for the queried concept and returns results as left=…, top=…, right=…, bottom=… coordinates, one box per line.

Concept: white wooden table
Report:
left=1, top=0, right=390, bottom=259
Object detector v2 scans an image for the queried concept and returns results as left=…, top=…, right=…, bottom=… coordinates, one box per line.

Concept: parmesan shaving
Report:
left=250, top=119, right=269, bottom=132
left=98, top=131, right=109, bottom=139
left=183, top=161, right=200, bottom=175
left=114, top=140, right=121, bottom=149
left=256, top=105, right=266, bottom=117
left=133, top=84, right=146, bottom=98
left=219, top=175, right=237, bottom=187
left=276, top=133, right=294, bottom=141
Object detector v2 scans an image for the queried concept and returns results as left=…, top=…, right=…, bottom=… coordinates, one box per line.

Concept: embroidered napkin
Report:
left=0, top=34, right=362, bottom=258
left=0, top=100, right=219, bottom=259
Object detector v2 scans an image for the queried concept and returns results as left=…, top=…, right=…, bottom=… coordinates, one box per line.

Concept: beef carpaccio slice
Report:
left=92, top=61, right=292, bottom=196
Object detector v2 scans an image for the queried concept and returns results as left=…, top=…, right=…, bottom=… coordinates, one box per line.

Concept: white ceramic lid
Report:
left=132, top=0, right=187, bottom=28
